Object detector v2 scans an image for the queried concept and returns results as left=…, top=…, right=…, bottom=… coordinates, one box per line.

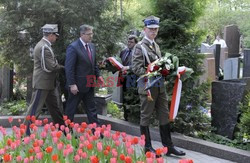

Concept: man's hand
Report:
left=70, top=84, right=79, bottom=95
left=97, top=76, right=105, bottom=87
left=60, top=65, right=65, bottom=69
left=121, top=66, right=129, bottom=72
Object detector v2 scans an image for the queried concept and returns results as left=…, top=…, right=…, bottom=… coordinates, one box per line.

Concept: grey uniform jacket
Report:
left=32, top=38, right=62, bottom=90
left=132, top=38, right=165, bottom=95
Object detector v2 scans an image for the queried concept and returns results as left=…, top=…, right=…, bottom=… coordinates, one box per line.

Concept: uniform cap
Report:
left=143, top=15, right=160, bottom=28
left=42, top=24, right=59, bottom=36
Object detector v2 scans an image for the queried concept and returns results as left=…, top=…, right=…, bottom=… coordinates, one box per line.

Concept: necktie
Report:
left=152, top=42, right=156, bottom=51
left=124, top=49, right=131, bottom=66
left=85, top=44, right=92, bottom=62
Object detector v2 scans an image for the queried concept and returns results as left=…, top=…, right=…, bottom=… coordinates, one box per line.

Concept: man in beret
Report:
left=132, top=16, right=186, bottom=156
left=25, top=24, right=65, bottom=135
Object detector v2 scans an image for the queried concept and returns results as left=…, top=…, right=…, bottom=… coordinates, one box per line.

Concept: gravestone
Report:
left=214, top=44, right=221, bottom=78
left=224, top=25, right=240, bottom=58
left=223, top=58, right=240, bottom=80
left=0, top=66, right=13, bottom=101
left=220, top=47, right=228, bottom=69
left=95, top=94, right=112, bottom=115
left=199, top=53, right=216, bottom=83
left=211, top=80, right=246, bottom=139
left=111, top=71, right=123, bottom=105
left=200, top=43, right=215, bottom=53
left=243, top=49, right=250, bottom=77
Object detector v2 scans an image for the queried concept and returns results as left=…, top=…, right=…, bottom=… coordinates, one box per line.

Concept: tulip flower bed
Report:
left=0, top=116, right=169, bottom=163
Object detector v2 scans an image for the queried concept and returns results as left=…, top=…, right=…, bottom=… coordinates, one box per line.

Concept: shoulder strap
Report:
left=41, top=44, right=57, bottom=73
left=138, top=41, right=151, bottom=64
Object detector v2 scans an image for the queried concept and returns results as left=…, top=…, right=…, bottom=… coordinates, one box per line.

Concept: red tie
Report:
left=85, top=44, right=92, bottom=62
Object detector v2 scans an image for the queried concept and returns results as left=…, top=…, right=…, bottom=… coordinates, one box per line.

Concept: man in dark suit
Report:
left=65, top=24, right=104, bottom=125
left=24, top=24, right=65, bottom=135
left=132, top=16, right=185, bottom=156
left=119, top=35, right=138, bottom=121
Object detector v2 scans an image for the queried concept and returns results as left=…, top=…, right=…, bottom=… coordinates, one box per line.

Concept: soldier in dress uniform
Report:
left=24, top=24, right=65, bottom=135
left=132, top=16, right=186, bottom=156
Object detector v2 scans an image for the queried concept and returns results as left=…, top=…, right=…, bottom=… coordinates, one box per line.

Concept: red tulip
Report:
left=179, top=159, right=194, bottom=163
left=119, top=154, right=125, bottom=160
left=103, top=150, right=109, bottom=156
left=132, top=137, right=139, bottom=145
left=52, top=154, right=58, bottom=162
left=45, top=146, right=53, bottom=153
left=3, top=154, right=12, bottom=162
left=43, top=118, right=48, bottom=124
left=26, top=115, right=31, bottom=121
left=145, top=151, right=152, bottom=158
left=56, top=131, right=62, bottom=138
left=87, top=143, right=93, bottom=150
left=90, top=155, right=99, bottom=163
left=8, top=117, right=13, bottom=123
left=125, top=156, right=132, bottom=163
left=156, top=148, right=163, bottom=156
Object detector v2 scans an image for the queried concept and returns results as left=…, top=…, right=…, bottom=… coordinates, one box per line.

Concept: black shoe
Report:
left=166, top=146, right=186, bottom=156
left=145, top=146, right=156, bottom=153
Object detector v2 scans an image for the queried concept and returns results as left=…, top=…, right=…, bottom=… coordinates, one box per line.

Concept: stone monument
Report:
left=224, top=25, right=240, bottom=58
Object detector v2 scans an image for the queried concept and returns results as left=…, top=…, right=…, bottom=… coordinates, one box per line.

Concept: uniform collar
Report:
left=42, top=37, right=52, bottom=46
left=144, top=36, right=155, bottom=45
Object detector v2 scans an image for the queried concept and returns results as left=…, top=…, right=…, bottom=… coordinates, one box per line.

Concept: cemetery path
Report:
left=152, top=140, right=236, bottom=163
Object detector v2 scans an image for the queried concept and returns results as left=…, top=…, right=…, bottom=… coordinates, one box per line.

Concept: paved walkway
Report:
left=152, top=140, right=236, bottom=163
left=0, top=128, right=235, bottom=163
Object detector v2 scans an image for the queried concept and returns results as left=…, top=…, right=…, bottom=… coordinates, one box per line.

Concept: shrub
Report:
left=0, top=100, right=27, bottom=115
left=107, top=102, right=122, bottom=119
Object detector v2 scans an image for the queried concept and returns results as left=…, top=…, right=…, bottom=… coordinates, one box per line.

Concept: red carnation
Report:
left=160, top=69, right=169, bottom=76
left=153, top=65, right=160, bottom=71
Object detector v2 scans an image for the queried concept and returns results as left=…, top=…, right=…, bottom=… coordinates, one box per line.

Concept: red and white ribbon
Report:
left=169, top=66, right=186, bottom=121
left=107, top=57, right=124, bottom=71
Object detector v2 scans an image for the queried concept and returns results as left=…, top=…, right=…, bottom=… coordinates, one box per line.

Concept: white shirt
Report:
left=79, top=38, right=88, bottom=48
left=213, top=39, right=227, bottom=48
left=144, top=36, right=155, bottom=45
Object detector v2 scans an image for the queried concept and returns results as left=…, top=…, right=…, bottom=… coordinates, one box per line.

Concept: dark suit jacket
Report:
left=120, top=48, right=132, bottom=67
left=65, top=39, right=100, bottom=93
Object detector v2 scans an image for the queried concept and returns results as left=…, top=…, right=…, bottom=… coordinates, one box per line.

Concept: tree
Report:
left=0, top=0, right=128, bottom=77
left=152, top=0, right=208, bottom=49
left=197, top=0, right=250, bottom=47
left=151, top=0, right=211, bottom=135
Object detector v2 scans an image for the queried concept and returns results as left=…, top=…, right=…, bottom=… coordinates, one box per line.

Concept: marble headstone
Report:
left=223, top=58, right=240, bottom=80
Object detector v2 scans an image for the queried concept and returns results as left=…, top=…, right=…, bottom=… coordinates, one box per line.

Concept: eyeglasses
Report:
left=83, top=33, right=93, bottom=36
